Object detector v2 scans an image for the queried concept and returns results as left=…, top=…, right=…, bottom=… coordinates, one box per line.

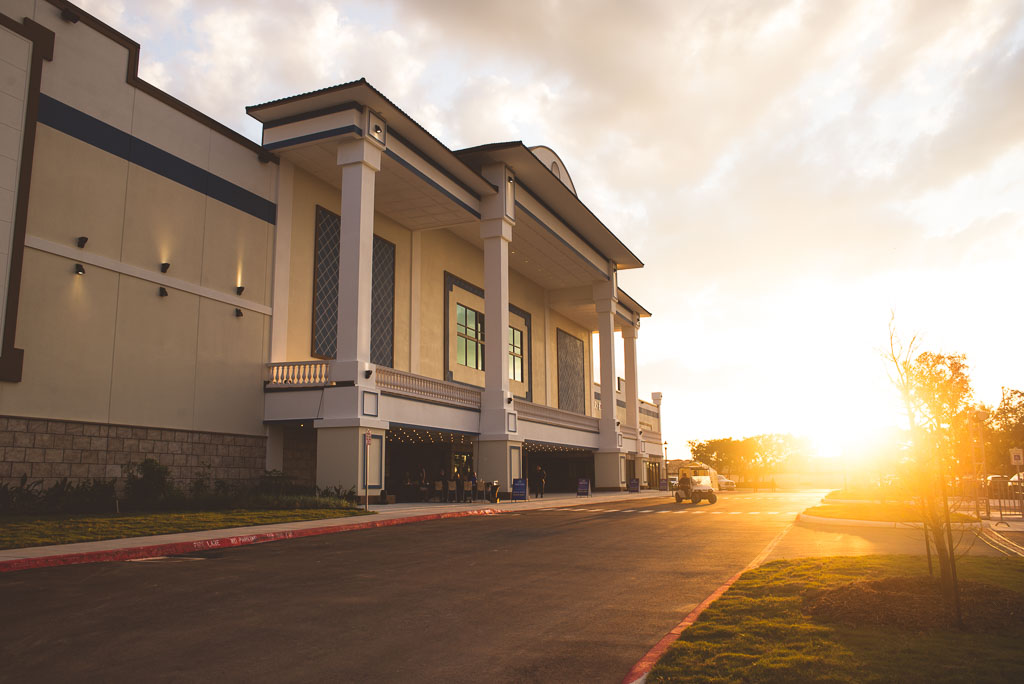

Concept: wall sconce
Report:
left=234, top=308, right=243, bottom=318
left=158, top=287, right=168, bottom=297
left=616, top=420, right=621, bottom=427
left=73, top=263, right=85, bottom=275
left=506, top=396, right=513, bottom=405
left=60, top=8, right=80, bottom=23
left=160, top=262, right=170, bottom=273
left=76, top=236, right=88, bottom=248
left=236, top=285, right=245, bottom=296
left=364, top=369, right=373, bottom=379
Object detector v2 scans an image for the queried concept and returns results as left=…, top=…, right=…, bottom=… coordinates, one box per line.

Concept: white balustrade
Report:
left=513, top=398, right=600, bottom=433
left=376, top=367, right=482, bottom=409
left=266, top=361, right=331, bottom=387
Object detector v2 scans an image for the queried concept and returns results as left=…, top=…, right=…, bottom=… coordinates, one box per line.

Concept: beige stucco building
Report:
left=0, top=0, right=663, bottom=498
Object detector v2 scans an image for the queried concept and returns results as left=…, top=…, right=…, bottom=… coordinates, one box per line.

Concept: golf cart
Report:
left=674, top=465, right=718, bottom=505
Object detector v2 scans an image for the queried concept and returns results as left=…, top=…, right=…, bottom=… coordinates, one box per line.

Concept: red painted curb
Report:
left=0, top=508, right=503, bottom=573
left=621, top=523, right=794, bottom=684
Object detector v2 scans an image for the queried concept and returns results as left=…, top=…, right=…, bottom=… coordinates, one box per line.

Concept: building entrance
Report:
left=523, top=443, right=595, bottom=493
left=385, top=426, right=476, bottom=502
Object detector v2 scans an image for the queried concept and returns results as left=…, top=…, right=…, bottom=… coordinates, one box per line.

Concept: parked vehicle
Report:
left=717, top=477, right=736, bottom=491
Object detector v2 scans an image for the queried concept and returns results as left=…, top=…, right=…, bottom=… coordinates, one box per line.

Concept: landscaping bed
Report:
left=803, top=502, right=977, bottom=524
left=0, top=508, right=372, bottom=550
left=649, top=555, right=1024, bottom=683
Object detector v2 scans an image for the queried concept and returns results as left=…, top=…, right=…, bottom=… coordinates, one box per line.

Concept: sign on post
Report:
left=577, top=478, right=590, bottom=497
left=1011, top=448, right=1023, bottom=466
left=659, top=478, right=669, bottom=491
left=511, top=478, right=527, bottom=501
left=628, top=478, right=640, bottom=493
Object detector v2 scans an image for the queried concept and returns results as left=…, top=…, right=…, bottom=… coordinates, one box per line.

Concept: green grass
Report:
left=0, top=508, right=372, bottom=550
left=804, top=502, right=977, bottom=523
left=649, top=555, right=1024, bottom=683
left=824, top=486, right=910, bottom=502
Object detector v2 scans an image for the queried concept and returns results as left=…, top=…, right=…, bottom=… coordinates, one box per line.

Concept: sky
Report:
left=77, top=0, right=1024, bottom=459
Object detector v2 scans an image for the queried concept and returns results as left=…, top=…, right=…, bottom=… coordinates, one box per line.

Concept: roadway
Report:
left=0, top=490, right=1000, bottom=683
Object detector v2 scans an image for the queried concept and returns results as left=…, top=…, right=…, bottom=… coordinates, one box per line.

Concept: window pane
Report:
left=467, top=342, right=476, bottom=368
left=457, top=337, right=466, bottom=365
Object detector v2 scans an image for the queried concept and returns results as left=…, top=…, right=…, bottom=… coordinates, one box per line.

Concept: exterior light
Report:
left=158, top=287, right=168, bottom=297
left=234, top=308, right=243, bottom=317
left=160, top=262, right=170, bottom=273
left=364, top=369, right=373, bottom=379
left=60, top=9, right=80, bottom=23
left=73, top=263, right=85, bottom=275
left=236, top=285, right=245, bottom=296
left=76, top=236, right=88, bottom=248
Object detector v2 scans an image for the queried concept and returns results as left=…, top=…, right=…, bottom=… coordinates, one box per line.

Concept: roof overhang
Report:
left=456, top=143, right=644, bottom=271
left=247, top=78, right=496, bottom=198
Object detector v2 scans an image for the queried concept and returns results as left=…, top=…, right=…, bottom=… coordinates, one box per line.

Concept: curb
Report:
left=796, top=512, right=982, bottom=529
left=0, top=508, right=503, bottom=573
left=621, top=523, right=794, bottom=684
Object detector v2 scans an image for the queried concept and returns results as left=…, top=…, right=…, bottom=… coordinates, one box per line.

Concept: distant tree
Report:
left=886, top=318, right=973, bottom=627
left=990, top=388, right=1024, bottom=473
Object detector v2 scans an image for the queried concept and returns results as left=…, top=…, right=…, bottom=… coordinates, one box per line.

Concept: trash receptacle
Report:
left=488, top=481, right=499, bottom=503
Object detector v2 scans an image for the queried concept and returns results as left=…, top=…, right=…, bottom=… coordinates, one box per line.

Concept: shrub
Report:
left=123, top=459, right=182, bottom=509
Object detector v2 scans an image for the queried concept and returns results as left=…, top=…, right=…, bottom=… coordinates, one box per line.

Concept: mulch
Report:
left=804, top=576, right=1024, bottom=631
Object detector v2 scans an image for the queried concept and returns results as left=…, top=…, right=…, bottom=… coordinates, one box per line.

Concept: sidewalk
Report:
left=0, top=489, right=667, bottom=572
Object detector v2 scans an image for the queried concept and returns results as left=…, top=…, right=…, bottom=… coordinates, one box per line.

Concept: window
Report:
left=508, top=326, right=523, bottom=382
left=456, top=304, right=484, bottom=370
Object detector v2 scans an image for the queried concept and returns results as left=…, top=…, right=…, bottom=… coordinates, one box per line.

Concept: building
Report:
left=0, top=0, right=663, bottom=499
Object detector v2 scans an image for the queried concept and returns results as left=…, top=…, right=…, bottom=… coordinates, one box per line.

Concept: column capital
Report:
left=621, top=324, right=638, bottom=339
left=480, top=218, right=512, bottom=242
left=337, top=138, right=382, bottom=172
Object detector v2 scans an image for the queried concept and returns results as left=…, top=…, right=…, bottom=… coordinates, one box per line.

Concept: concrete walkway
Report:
left=0, top=489, right=667, bottom=571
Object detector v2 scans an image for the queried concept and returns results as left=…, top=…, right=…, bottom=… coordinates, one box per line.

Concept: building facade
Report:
left=0, top=0, right=663, bottom=498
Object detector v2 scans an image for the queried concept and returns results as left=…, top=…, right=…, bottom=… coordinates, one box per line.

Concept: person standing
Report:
left=538, top=466, right=547, bottom=498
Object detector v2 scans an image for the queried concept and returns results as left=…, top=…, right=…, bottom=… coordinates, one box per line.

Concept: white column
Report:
left=622, top=322, right=640, bottom=432
left=333, top=138, right=381, bottom=382
left=269, top=159, right=294, bottom=362
left=409, top=230, right=422, bottom=374
left=595, top=281, right=619, bottom=452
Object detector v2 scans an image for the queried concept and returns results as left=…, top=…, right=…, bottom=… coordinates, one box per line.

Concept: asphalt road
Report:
left=0, top=490, right=995, bottom=683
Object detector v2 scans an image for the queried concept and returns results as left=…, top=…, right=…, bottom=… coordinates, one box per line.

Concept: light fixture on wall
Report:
left=76, top=236, right=88, bottom=248
left=73, top=263, right=85, bottom=275
left=234, top=308, right=243, bottom=317
left=236, top=285, right=245, bottom=296
left=507, top=396, right=513, bottom=405
left=160, top=262, right=170, bottom=273
left=364, top=369, right=373, bottom=379
left=158, top=287, right=168, bottom=297
left=60, top=8, right=80, bottom=23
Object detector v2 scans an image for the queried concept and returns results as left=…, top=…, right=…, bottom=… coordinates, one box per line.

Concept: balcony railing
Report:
left=513, top=399, right=600, bottom=433
left=266, top=361, right=331, bottom=387
left=376, top=367, right=482, bottom=410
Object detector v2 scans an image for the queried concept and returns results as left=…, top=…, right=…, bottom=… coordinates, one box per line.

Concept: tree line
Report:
left=686, top=433, right=812, bottom=482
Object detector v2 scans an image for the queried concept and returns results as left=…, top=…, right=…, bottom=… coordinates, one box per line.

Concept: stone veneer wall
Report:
left=0, top=415, right=266, bottom=489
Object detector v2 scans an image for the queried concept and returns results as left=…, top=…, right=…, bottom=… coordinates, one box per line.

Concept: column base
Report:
left=477, top=438, right=523, bottom=494
left=594, top=451, right=625, bottom=490
left=316, top=425, right=387, bottom=495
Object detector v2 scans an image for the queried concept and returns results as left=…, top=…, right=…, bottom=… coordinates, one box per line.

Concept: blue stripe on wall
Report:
left=37, top=94, right=277, bottom=224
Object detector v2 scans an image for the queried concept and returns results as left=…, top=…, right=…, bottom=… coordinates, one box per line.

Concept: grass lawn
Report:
left=0, top=508, right=372, bottom=550
left=804, top=502, right=977, bottom=523
left=649, top=555, right=1024, bottom=683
